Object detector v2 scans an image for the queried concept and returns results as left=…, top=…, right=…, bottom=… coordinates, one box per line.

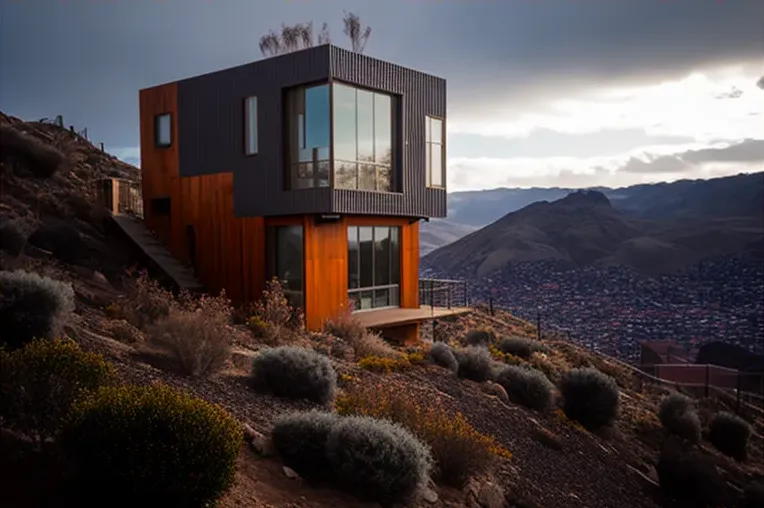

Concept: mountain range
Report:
left=421, top=172, right=764, bottom=277
left=420, top=172, right=764, bottom=257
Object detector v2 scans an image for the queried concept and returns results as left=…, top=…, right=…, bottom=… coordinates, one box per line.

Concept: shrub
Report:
left=358, top=354, right=411, bottom=373
left=62, top=384, right=242, bottom=507
left=658, top=392, right=701, bottom=444
left=559, top=367, right=620, bottom=430
left=495, top=365, right=555, bottom=411
left=120, top=270, right=173, bottom=330
left=708, top=411, right=751, bottom=460
left=465, top=327, right=496, bottom=347
left=656, top=438, right=723, bottom=507
left=0, top=124, right=65, bottom=177
left=336, top=384, right=510, bottom=488
left=0, top=338, right=116, bottom=442
left=741, top=480, right=764, bottom=508
left=496, top=336, right=548, bottom=359
left=429, top=342, right=458, bottom=371
left=0, top=219, right=26, bottom=256
left=271, top=410, right=340, bottom=481
left=27, top=221, right=84, bottom=264
left=326, top=415, right=432, bottom=506
left=248, top=277, right=305, bottom=344
left=324, top=300, right=397, bottom=358
left=455, top=346, right=493, bottom=382
left=251, top=346, right=337, bottom=404
left=148, top=291, right=233, bottom=377
left=0, top=270, right=75, bottom=350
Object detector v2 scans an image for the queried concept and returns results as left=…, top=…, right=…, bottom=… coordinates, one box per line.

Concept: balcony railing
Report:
left=94, top=177, right=143, bottom=217
left=419, top=278, right=469, bottom=309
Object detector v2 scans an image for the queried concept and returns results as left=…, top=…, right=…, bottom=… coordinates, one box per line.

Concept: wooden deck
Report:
left=354, top=305, right=471, bottom=328
left=111, top=214, right=205, bottom=292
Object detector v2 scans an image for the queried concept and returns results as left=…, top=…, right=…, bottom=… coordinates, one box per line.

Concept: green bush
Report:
left=0, top=338, right=116, bottom=441
left=326, top=415, right=432, bottom=506
left=0, top=270, right=75, bottom=350
left=657, top=438, right=723, bottom=507
left=455, top=346, right=493, bottom=382
left=559, top=367, right=620, bottom=430
left=496, top=336, right=548, bottom=359
left=658, top=392, right=701, bottom=444
left=495, top=365, right=555, bottom=411
left=271, top=410, right=340, bottom=481
left=465, top=327, right=496, bottom=347
left=429, top=342, right=458, bottom=371
left=62, top=384, right=242, bottom=507
left=251, top=346, right=337, bottom=404
left=708, top=411, right=751, bottom=460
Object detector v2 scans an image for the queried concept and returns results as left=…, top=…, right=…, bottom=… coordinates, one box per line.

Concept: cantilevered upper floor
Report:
left=140, top=44, right=447, bottom=219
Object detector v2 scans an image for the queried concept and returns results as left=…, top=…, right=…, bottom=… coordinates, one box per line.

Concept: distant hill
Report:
left=419, top=172, right=764, bottom=255
left=422, top=188, right=764, bottom=277
left=419, top=219, right=476, bottom=256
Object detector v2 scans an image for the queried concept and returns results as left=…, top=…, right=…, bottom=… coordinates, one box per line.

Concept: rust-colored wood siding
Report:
left=140, top=84, right=266, bottom=304
left=303, top=216, right=420, bottom=330
left=173, top=44, right=446, bottom=219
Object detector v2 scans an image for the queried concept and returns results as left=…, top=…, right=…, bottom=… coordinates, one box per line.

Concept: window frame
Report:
left=266, top=224, right=305, bottom=310
left=347, top=225, right=401, bottom=312
left=425, top=115, right=445, bottom=189
left=332, top=81, right=397, bottom=194
left=154, top=113, right=172, bottom=149
left=283, top=82, right=332, bottom=190
left=244, top=96, right=258, bottom=156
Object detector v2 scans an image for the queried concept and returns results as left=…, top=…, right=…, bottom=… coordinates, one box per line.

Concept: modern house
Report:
left=138, top=44, right=468, bottom=342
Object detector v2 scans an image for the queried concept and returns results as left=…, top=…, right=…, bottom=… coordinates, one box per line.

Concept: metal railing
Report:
left=419, top=278, right=469, bottom=309
left=94, top=177, right=143, bottom=217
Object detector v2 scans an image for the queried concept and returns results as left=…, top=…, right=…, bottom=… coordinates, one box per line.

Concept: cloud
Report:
left=449, top=139, right=764, bottom=190
left=109, top=146, right=141, bottom=167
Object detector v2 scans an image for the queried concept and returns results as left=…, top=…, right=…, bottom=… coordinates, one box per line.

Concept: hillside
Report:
left=422, top=189, right=764, bottom=278
left=430, top=173, right=764, bottom=247
left=420, top=219, right=477, bottom=256
left=2, top=112, right=764, bottom=508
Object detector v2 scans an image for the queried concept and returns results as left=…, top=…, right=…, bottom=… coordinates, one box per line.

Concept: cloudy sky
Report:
left=1, top=0, right=762, bottom=192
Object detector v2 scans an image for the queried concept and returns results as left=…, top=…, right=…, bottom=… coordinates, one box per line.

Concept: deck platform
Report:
left=354, top=305, right=471, bottom=329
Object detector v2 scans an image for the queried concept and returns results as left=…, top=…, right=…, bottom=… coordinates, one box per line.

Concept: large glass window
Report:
left=333, top=83, right=394, bottom=192
left=154, top=113, right=172, bottom=148
left=244, top=96, right=258, bottom=156
left=347, top=225, right=400, bottom=311
left=425, top=116, right=444, bottom=188
left=286, top=84, right=330, bottom=189
left=266, top=225, right=304, bottom=309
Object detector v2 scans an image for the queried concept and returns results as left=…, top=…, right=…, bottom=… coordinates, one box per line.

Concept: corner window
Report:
left=154, top=113, right=172, bottom=148
left=425, top=116, right=444, bottom=188
left=244, top=96, right=258, bottom=156
left=333, top=83, right=394, bottom=192
left=285, top=84, right=330, bottom=189
left=347, top=225, right=400, bottom=310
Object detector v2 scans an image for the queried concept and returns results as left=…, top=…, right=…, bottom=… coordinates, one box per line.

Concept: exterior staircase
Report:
left=94, top=177, right=204, bottom=292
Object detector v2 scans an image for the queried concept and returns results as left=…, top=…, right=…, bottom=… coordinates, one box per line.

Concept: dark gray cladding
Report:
left=176, top=44, right=446, bottom=219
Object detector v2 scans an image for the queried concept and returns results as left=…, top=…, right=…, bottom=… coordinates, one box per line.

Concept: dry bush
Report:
left=657, top=437, right=724, bottom=507
left=323, top=299, right=398, bottom=358
left=455, top=346, right=494, bottom=382
left=336, top=383, right=510, bottom=488
left=429, top=342, right=458, bottom=371
left=271, top=410, right=342, bottom=481
left=358, top=354, right=412, bottom=373
left=708, top=411, right=751, bottom=461
left=251, top=346, right=337, bottom=404
left=0, top=124, right=65, bottom=177
left=658, top=392, right=702, bottom=444
left=148, top=291, right=234, bottom=377
left=108, top=319, right=143, bottom=344
left=0, top=219, right=27, bottom=256
left=559, top=367, right=620, bottom=431
left=247, top=277, right=305, bottom=344
left=119, top=270, right=173, bottom=330
left=496, top=335, right=548, bottom=359
left=465, top=326, right=497, bottom=347
left=495, top=365, right=555, bottom=412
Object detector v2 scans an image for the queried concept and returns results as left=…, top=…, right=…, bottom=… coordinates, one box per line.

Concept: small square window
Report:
left=244, top=96, right=258, bottom=155
left=154, top=113, right=172, bottom=148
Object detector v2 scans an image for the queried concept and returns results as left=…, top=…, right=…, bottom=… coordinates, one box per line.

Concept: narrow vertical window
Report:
left=425, top=116, right=444, bottom=188
left=244, top=96, right=258, bottom=155
left=154, top=113, right=172, bottom=148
